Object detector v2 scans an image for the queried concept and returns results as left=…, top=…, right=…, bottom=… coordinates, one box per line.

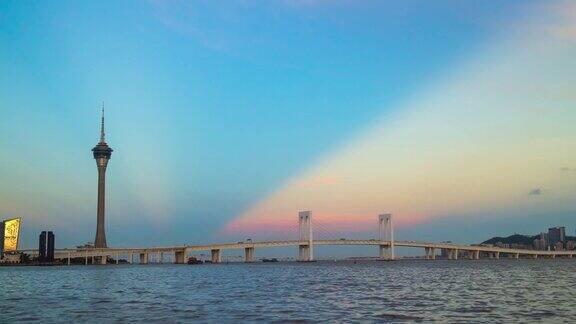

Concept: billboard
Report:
left=3, top=218, right=21, bottom=252
left=0, top=222, right=3, bottom=254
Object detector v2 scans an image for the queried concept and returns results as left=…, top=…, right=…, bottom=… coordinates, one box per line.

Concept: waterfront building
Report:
left=38, top=231, right=55, bottom=263
left=548, top=227, right=565, bottom=247
left=539, top=232, right=549, bottom=249
left=554, top=241, right=564, bottom=251
left=532, top=239, right=540, bottom=250
left=38, top=231, right=46, bottom=261
left=533, top=236, right=545, bottom=250
left=0, top=253, right=21, bottom=264
left=48, top=231, right=55, bottom=262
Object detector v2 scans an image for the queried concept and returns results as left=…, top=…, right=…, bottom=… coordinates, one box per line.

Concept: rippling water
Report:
left=1, top=260, right=575, bottom=322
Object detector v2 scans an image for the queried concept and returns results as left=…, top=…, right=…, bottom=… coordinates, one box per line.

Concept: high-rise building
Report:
left=38, top=231, right=55, bottom=263
left=38, top=231, right=46, bottom=262
left=533, top=239, right=541, bottom=250
left=539, top=232, right=549, bottom=249
left=548, top=227, right=566, bottom=247
left=47, top=231, right=55, bottom=262
left=92, top=107, right=113, bottom=248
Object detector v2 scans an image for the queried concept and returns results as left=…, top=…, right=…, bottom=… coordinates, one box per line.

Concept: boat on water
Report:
left=187, top=257, right=204, bottom=264
left=261, top=258, right=278, bottom=263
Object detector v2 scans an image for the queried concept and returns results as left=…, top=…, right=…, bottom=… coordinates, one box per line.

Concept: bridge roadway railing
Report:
left=394, top=241, right=575, bottom=256
left=15, top=239, right=575, bottom=263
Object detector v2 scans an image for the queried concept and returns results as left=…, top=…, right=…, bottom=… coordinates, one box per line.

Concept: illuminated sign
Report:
left=3, top=218, right=21, bottom=252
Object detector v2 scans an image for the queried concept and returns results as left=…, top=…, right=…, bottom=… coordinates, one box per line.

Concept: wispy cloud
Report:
left=528, top=188, right=542, bottom=196
left=147, top=0, right=244, bottom=53
left=147, top=0, right=363, bottom=54
left=546, top=0, right=576, bottom=41
left=280, top=0, right=352, bottom=8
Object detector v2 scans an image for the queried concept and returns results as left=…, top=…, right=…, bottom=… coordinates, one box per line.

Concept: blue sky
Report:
left=1, top=1, right=575, bottom=250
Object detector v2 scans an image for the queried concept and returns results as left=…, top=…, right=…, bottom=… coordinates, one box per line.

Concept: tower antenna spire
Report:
left=100, top=102, right=105, bottom=143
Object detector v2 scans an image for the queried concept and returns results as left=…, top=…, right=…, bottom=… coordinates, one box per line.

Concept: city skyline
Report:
left=1, top=0, right=575, bottom=250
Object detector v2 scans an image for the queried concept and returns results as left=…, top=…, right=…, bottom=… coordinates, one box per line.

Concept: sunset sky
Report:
left=1, top=0, right=575, bottom=251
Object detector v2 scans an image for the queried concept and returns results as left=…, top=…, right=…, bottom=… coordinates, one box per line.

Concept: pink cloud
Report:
left=538, top=0, right=576, bottom=41
left=223, top=211, right=429, bottom=239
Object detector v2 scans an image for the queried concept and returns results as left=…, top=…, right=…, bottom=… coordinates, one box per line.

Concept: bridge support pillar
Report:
left=514, top=253, right=519, bottom=259
left=298, top=211, right=314, bottom=262
left=569, top=254, right=573, bottom=259
left=474, top=250, right=480, bottom=260
left=128, top=252, right=133, bottom=264
left=67, top=252, right=71, bottom=266
left=158, top=252, right=163, bottom=264
left=244, top=247, right=255, bottom=263
left=100, top=254, right=107, bottom=265
left=424, top=247, right=435, bottom=260
left=140, top=252, right=148, bottom=264
left=447, top=249, right=458, bottom=260
left=495, top=252, right=500, bottom=260
left=85, top=250, right=88, bottom=265
left=299, top=245, right=312, bottom=262
left=533, top=254, right=538, bottom=259
left=378, top=213, right=394, bottom=260
left=211, top=249, right=222, bottom=263
left=175, top=250, right=186, bottom=264
left=379, top=244, right=393, bottom=260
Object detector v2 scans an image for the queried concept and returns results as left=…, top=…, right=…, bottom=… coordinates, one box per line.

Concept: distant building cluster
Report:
left=533, top=227, right=573, bottom=251
left=488, top=226, right=575, bottom=251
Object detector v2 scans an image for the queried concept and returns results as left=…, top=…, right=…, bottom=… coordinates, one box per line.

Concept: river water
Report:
left=1, top=259, right=575, bottom=322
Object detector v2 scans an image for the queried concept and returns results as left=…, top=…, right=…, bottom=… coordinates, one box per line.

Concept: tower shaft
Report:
left=94, top=164, right=107, bottom=248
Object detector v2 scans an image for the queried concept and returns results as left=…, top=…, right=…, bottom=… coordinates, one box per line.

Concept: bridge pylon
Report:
left=378, top=213, right=394, bottom=260
left=298, top=211, right=313, bottom=261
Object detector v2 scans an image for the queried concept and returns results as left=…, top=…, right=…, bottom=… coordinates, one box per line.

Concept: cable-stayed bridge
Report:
left=18, top=212, right=575, bottom=265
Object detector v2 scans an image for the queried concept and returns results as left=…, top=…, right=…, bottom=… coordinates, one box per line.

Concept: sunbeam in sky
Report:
left=225, top=0, right=576, bottom=240
left=0, top=0, right=574, bottom=248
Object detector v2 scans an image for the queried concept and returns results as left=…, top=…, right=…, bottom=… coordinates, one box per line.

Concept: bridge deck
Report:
left=16, top=239, right=575, bottom=259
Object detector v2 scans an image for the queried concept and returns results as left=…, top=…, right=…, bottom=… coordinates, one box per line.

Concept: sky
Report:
left=1, top=0, right=575, bottom=252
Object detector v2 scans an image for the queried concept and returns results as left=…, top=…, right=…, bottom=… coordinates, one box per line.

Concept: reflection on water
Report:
left=1, top=260, right=575, bottom=322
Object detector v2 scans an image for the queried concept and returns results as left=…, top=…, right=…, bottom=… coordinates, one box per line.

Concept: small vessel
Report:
left=187, top=257, right=203, bottom=265
left=262, top=258, right=278, bottom=263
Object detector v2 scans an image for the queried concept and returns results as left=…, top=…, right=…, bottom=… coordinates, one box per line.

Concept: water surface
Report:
left=1, top=260, right=575, bottom=322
